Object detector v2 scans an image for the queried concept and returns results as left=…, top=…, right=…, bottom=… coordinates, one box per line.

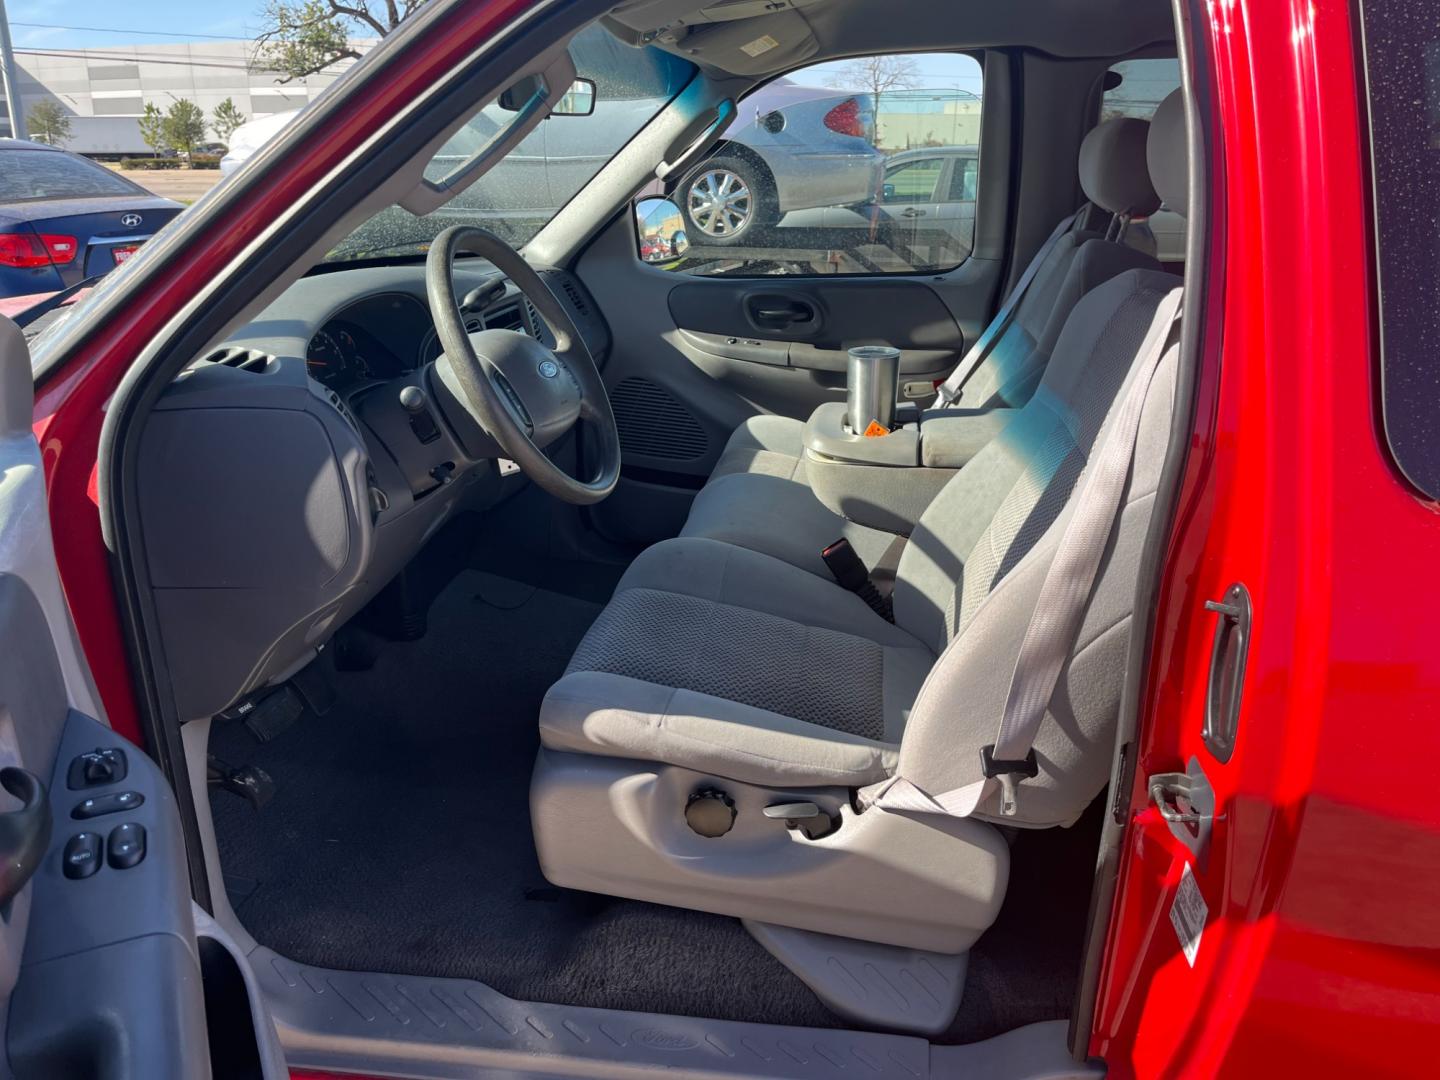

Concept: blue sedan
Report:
left=0, top=138, right=184, bottom=301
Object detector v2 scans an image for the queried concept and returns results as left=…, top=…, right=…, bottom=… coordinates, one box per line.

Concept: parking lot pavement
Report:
left=106, top=167, right=223, bottom=204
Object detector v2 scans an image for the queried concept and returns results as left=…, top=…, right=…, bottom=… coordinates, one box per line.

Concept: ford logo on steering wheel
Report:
left=538, top=359, right=559, bottom=379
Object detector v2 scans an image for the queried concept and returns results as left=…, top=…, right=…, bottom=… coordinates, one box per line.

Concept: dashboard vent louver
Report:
left=205, top=346, right=274, bottom=373
left=610, top=377, right=709, bottom=461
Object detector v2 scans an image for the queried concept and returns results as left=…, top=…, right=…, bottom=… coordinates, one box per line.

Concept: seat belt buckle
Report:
left=821, top=538, right=870, bottom=591
left=979, top=745, right=1039, bottom=817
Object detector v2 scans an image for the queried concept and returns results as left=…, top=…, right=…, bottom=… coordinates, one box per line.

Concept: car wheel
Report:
left=680, top=156, right=777, bottom=246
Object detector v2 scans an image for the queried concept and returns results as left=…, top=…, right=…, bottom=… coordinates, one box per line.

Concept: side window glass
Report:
left=1358, top=0, right=1440, bottom=499
left=949, top=157, right=978, bottom=202
left=882, top=158, right=944, bottom=203
left=1103, top=58, right=1185, bottom=262
left=638, top=52, right=983, bottom=276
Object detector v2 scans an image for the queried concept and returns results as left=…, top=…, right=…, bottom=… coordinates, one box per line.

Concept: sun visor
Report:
left=605, top=1, right=822, bottom=75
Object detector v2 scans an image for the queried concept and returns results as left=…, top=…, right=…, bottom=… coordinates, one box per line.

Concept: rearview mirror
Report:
left=499, top=76, right=596, bottom=116
left=554, top=79, right=596, bottom=117
left=634, top=197, right=690, bottom=264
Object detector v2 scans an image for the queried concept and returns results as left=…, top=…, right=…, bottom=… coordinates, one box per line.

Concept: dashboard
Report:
left=140, top=261, right=608, bottom=722
left=302, top=284, right=555, bottom=395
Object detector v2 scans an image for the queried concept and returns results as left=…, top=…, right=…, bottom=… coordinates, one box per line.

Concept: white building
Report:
left=0, top=39, right=369, bottom=153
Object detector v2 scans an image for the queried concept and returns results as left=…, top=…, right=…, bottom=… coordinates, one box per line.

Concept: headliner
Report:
left=604, top=0, right=1175, bottom=77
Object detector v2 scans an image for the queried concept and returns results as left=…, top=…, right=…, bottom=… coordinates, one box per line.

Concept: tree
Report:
left=139, top=103, right=170, bottom=155
left=162, top=100, right=209, bottom=165
left=212, top=98, right=248, bottom=142
left=254, top=0, right=425, bottom=82
left=27, top=101, right=73, bottom=147
left=823, top=54, right=921, bottom=145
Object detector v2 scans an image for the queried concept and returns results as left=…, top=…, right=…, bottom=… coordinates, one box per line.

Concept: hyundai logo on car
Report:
left=121, top=213, right=144, bottom=228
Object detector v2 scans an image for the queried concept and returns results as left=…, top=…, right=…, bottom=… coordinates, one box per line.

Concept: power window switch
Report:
left=107, top=823, right=146, bottom=870
left=63, top=832, right=104, bottom=879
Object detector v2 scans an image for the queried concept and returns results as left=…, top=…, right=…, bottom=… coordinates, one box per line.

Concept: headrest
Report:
left=1146, top=89, right=1188, bottom=216
left=1078, top=117, right=1160, bottom=217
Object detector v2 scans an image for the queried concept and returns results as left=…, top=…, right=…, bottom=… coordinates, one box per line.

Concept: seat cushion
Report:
left=680, top=417, right=901, bottom=581
left=540, top=537, right=934, bottom=788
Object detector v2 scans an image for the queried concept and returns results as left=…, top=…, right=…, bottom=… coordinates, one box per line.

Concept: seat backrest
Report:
left=890, top=92, right=1188, bottom=827
left=953, top=116, right=1163, bottom=411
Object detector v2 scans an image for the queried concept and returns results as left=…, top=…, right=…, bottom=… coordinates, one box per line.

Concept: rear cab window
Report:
left=0, top=150, right=143, bottom=202
left=636, top=51, right=983, bottom=277
left=1358, top=0, right=1440, bottom=499
left=1103, top=58, right=1186, bottom=263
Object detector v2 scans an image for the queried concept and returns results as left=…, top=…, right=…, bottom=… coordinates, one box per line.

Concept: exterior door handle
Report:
left=0, top=767, right=52, bottom=908
left=901, top=207, right=925, bottom=217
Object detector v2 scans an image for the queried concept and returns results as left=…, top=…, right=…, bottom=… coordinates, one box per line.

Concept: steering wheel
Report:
left=425, top=225, right=620, bottom=505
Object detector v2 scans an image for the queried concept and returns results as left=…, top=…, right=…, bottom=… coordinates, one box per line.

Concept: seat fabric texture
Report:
left=543, top=265, right=1181, bottom=826
left=540, top=535, right=931, bottom=788
left=681, top=120, right=1166, bottom=580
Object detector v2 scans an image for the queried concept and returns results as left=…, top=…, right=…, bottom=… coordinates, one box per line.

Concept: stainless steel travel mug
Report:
left=846, top=345, right=901, bottom=434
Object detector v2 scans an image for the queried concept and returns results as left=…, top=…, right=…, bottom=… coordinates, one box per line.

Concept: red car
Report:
left=2, top=0, right=1435, bottom=1077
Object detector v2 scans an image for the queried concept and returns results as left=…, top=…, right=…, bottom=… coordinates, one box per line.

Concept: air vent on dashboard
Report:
left=204, top=346, right=274, bottom=373
left=610, top=377, right=709, bottom=462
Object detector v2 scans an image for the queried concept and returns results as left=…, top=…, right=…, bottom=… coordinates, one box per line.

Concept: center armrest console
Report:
left=802, top=402, right=1017, bottom=536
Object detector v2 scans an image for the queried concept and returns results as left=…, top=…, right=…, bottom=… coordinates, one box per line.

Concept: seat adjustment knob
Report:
left=685, top=788, right=736, bottom=838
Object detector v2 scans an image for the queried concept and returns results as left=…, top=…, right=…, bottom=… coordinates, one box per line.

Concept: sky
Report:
left=4, top=0, right=258, bottom=49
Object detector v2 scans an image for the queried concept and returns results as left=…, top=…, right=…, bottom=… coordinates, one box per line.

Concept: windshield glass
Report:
left=326, top=26, right=692, bottom=262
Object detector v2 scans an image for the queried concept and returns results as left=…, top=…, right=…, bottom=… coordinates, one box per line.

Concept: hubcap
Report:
left=687, top=169, right=753, bottom=236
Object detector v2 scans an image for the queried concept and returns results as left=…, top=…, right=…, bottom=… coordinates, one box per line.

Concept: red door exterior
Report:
left=1092, top=0, right=1440, bottom=1074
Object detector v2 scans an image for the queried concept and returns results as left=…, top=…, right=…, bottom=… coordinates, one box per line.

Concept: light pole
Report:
left=0, top=0, right=25, bottom=139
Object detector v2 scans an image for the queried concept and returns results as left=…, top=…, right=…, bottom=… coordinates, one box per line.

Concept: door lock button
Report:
left=63, top=832, right=104, bottom=879
left=67, top=748, right=128, bottom=790
left=72, top=790, right=145, bottom=819
left=107, top=823, right=146, bottom=870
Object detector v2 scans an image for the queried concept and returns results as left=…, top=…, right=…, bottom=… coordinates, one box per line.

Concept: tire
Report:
left=678, top=155, right=778, bottom=246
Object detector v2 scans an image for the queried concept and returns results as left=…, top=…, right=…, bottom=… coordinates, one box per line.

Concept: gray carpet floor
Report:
left=209, top=565, right=1096, bottom=1041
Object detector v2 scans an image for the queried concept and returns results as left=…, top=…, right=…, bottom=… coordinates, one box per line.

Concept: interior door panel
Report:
left=574, top=211, right=1001, bottom=546
left=0, top=317, right=286, bottom=1078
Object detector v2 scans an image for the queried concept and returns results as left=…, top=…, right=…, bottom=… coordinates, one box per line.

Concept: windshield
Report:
left=326, top=26, right=692, bottom=262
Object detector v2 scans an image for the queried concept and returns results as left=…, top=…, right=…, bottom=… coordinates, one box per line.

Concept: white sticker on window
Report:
left=740, top=34, right=780, bottom=58
left=1169, top=862, right=1208, bottom=967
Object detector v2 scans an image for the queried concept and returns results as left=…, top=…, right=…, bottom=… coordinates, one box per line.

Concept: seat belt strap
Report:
left=936, top=208, right=1082, bottom=408
left=862, top=286, right=1184, bottom=820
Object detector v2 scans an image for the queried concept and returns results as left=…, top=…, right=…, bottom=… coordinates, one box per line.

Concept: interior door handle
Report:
left=755, top=307, right=809, bottom=323
left=0, top=767, right=52, bottom=908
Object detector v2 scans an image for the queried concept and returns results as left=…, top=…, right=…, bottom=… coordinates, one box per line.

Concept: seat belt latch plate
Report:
left=980, top=745, right=1038, bottom=818
left=979, top=745, right=1039, bottom=779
